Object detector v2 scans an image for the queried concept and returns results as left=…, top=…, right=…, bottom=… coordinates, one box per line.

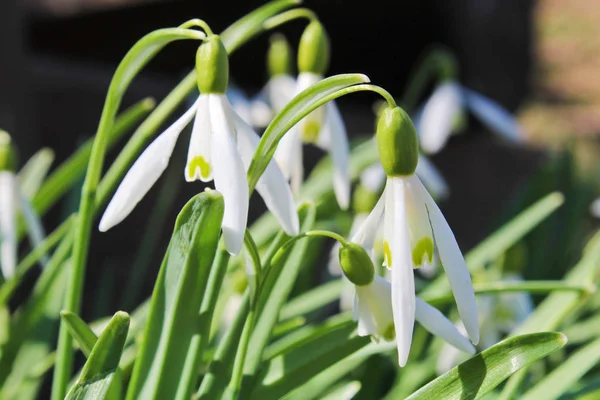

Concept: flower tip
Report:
left=98, top=217, right=113, bottom=233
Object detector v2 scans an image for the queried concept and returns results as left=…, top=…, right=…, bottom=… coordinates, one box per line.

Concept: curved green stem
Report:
left=179, top=19, right=213, bottom=36
left=263, top=8, right=318, bottom=30
left=269, top=230, right=348, bottom=267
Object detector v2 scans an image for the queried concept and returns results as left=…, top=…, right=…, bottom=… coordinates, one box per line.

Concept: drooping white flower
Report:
left=275, top=72, right=350, bottom=209
left=338, top=240, right=475, bottom=365
left=0, top=131, right=48, bottom=278
left=353, top=106, right=479, bottom=366
left=419, top=81, right=524, bottom=154
left=99, top=35, right=299, bottom=256
left=273, top=21, right=350, bottom=210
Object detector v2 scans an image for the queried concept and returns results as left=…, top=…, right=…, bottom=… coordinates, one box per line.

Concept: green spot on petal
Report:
left=412, top=237, right=434, bottom=268
left=382, top=324, right=396, bottom=341
left=383, top=241, right=392, bottom=269
left=187, top=156, right=211, bottom=180
left=301, top=120, right=320, bottom=143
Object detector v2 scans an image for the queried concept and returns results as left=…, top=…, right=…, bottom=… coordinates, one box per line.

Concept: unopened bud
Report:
left=298, top=21, right=330, bottom=75
left=0, top=130, right=17, bottom=172
left=196, top=35, right=229, bottom=94
left=376, top=107, right=418, bottom=177
left=268, top=34, right=293, bottom=77
left=339, top=242, right=375, bottom=286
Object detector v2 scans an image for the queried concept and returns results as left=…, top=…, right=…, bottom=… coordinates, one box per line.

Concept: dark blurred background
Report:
left=6, top=0, right=589, bottom=315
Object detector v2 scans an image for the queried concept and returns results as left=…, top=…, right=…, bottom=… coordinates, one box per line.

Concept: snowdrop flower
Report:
left=437, top=275, right=533, bottom=373
left=337, top=241, right=475, bottom=364
left=352, top=106, right=479, bottom=366
left=0, top=131, right=47, bottom=278
left=99, top=35, right=299, bottom=255
left=419, top=81, right=524, bottom=154
left=274, top=21, right=350, bottom=209
left=253, top=34, right=297, bottom=128
left=590, top=197, right=600, bottom=218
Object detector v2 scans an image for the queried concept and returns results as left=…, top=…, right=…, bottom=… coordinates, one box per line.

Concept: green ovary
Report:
left=381, top=324, right=396, bottom=341
left=187, top=156, right=211, bottom=180
left=412, top=237, right=434, bottom=267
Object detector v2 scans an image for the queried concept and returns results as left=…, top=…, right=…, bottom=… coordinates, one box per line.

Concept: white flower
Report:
left=99, top=93, right=299, bottom=255
left=353, top=274, right=475, bottom=360
left=275, top=72, right=350, bottom=209
left=227, top=85, right=273, bottom=129
left=590, top=197, right=600, bottom=218
left=0, top=133, right=48, bottom=278
left=419, top=81, right=524, bottom=154
left=353, top=174, right=479, bottom=366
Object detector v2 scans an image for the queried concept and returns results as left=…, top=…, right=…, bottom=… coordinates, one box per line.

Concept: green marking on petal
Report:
left=382, top=324, right=396, bottom=341
left=187, top=156, right=211, bottom=180
left=301, top=120, right=320, bottom=143
left=411, top=236, right=434, bottom=268
left=383, top=240, right=392, bottom=269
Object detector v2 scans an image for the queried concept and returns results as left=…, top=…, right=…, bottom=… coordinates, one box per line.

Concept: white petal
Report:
left=415, top=154, right=449, bottom=200
left=19, top=191, right=49, bottom=267
left=185, top=95, right=213, bottom=182
left=229, top=105, right=299, bottom=236
left=591, top=197, right=600, bottom=218
left=296, top=72, right=325, bottom=142
left=249, top=98, right=273, bottom=129
left=404, top=176, right=435, bottom=269
left=355, top=285, right=378, bottom=336
left=274, top=126, right=304, bottom=195
left=359, top=163, right=387, bottom=194
left=463, top=86, right=523, bottom=142
left=99, top=98, right=198, bottom=232
left=267, top=74, right=297, bottom=114
left=316, top=102, right=350, bottom=210
left=387, top=178, right=416, bottom=366
left=419, top=82, right=463, bottom=154
left=351, top=193, right=385, bottom=250
left=0, top=172, right=17, bottom=278
left=418, top=177, right=480, bottom=344
left=227, top=86, right=253, bottom=126
left=210, top=95, right=249, bottom=255
left=415, top=298, right=475, bottom=354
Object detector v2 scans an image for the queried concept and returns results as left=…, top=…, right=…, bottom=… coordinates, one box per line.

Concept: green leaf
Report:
left=252, top=320, right=370, bottom=399
left=421, top=280, right=591, bottom=307
left=279, top=279, right=345, bottom=321
left=61, top=311, right=99, bottom=358
left=17, top=148, right=55, bottom=199
left=242, top=204, right=316, bottom=382
left=521, top=336, right=600, bottom=400
left=498, top=230, right=600, bottom=400
left=246, top=74, right=370, bottom=190
left=30, top=98, right=154, bottom=218
left=405, top=332, right=567, bottom=400
left=0, top=214, right=75, bottom=305
left=321, top=381, right=362, bottom=400
left=0, top=234, right=72, bottom=400
left=65, top=311, right=130, bottom=400
left=220, top=0, right=301, bottom=53
left=125, top=191, right=224, bottom=400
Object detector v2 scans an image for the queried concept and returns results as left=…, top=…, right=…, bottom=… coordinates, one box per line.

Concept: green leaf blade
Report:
left=406, top=332, right=567, bottom=400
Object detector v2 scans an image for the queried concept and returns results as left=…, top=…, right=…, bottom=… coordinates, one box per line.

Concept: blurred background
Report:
left=1, top=0, right=599, bottom=314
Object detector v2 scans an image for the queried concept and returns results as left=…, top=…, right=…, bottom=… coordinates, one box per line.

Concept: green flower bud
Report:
left=0, top=130, right=18, bottom=172
left=298, top=21, right=330, bottom=75
left=196, top=35, right=229, bottom=94
left=352, top=185, right=380, bottom=214
left=376, top=107, right=418, bottom=177
left=338, top=242, right=375, bottom=286
left=268, top=34, right=293, bottom=77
